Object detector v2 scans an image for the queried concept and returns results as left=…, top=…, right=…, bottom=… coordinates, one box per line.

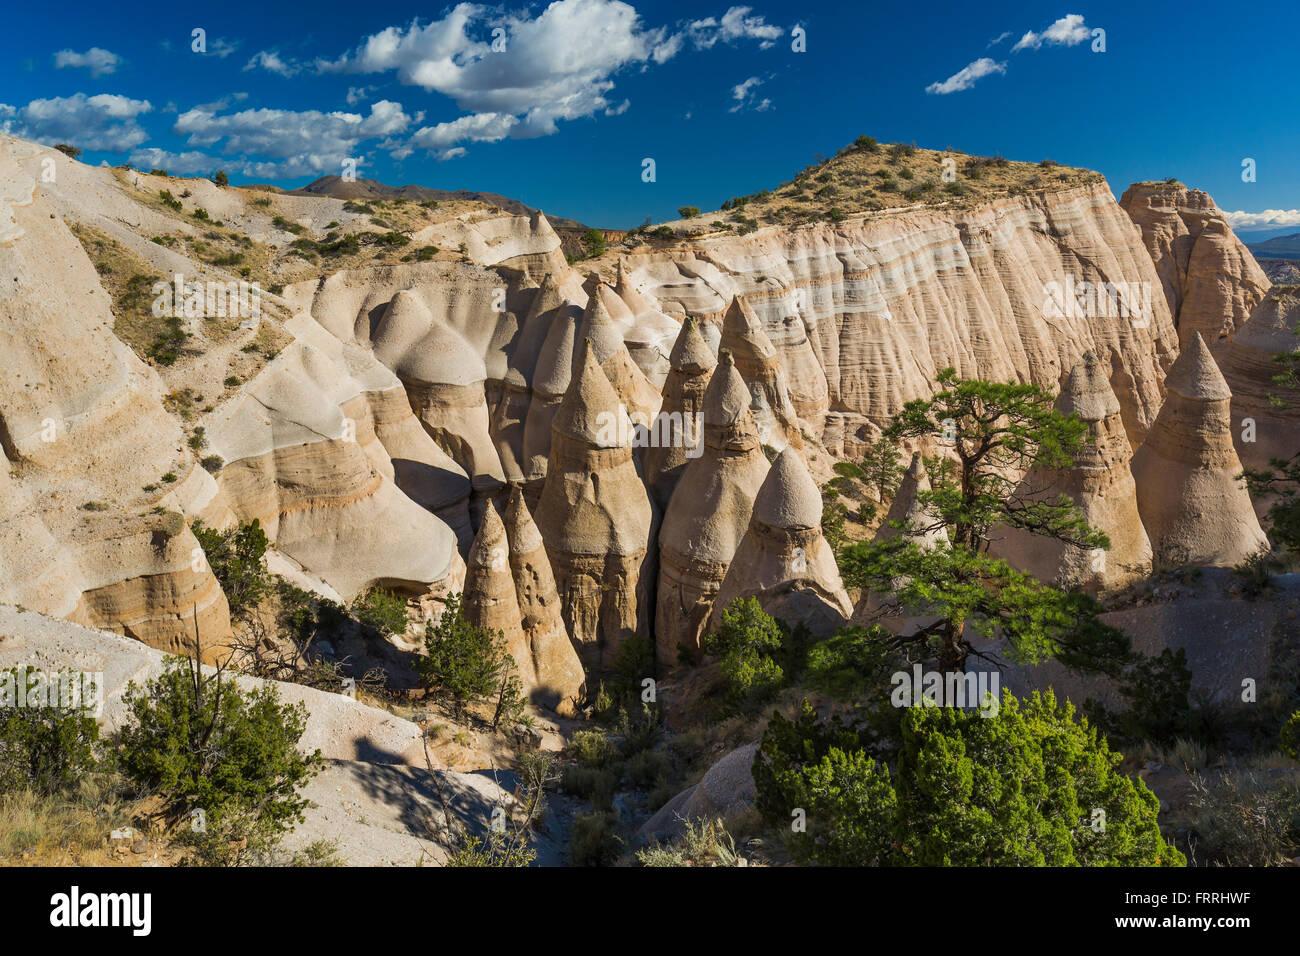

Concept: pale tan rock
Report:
left=990, top=352, right=1152, bottom=591
left=620, top=184, right=1179, bottom=453
left=521, top=296, right=580, bottom=493
left=876, top=453, right=948, bottom=550
left=656, top=352, right=770, bottom=665
left=1120, top=183, right=1269, bottom=350
left=462, top=500, right=533, bottom=679
left=502, top=485, right=585, bottom=713
left=612, top=260, right=683, bottom=388
left=534, top=340, right=654, bottom=669
left=1131, top=334, right=1267, bottom=566
left=710, top=447, right=851, bottom=635
left=1221, top=287, right=1300, bottom=508
left=644, top=315, right=716, bottom=507
left=371, top=289, right=505, bottom=507
left=575, top=287, right=662, bottom=432
left=719, top=297, right=804, bottom=451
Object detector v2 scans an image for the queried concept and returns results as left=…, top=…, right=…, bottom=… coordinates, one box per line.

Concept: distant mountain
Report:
left=276, top=175, right=595, bottom=232
left=1247, top=231, right=1300, bottom=260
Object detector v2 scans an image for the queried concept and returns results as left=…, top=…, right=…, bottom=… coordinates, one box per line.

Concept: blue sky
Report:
left=3, top=0, right=1298, bottom=231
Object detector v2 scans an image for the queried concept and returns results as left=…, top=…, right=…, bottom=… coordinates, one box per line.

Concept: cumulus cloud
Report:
left=729, top=75, right=772, bottom=112
left=244, top=50, right=303, bottom=77
left=1012, top=14, right=1091, bottom=52
left=925, top=57, right=1006, bottom=95
left=323, top=0, right=782, bottom=156
left=170, top=99, right=415, bottom=178
left=346, top=85, right=376, bottom=105
left=0, top=92, right=152, bottom=151
left=685, top=6, right=783, bottom=50
left=127, top=147, right=223, bottom=174
left=54, top=47, right=122, bottom=77
left=1223, top=209, right=1300, bottom=230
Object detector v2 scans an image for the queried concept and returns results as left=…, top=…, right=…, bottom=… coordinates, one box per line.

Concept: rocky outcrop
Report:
left=1130, top=334, right=1268, bottom=566
left=644, top=315, right=715, bottom=507
left=990, top=352, right=1152, bottom=591
left=711, top=447, right=851, bottom=635
left=1220, top=287, right=1300, bottom=491
left=502, top=485, right=585, bottom=713
left=575, top=286, right=662, bottom=433
left=611, top=260, right=682, bottom=389
left=522, top=293, right=580, bottom=494
left=370, top=289, right=505, bottom=509
left=534, top=340, right=654, bottom=669
left=656, top=353, right=770, bottom=665
left=623, top=183, right=1179, bottom=455
left=205, top=315, right=465, bottom=611
left=719, top=297, right=805, bottom=451
left=1120, top=182, right=1269, bottom=349
left=876, top=453, right=948, bottom=550
left=0, top=139, right=232, bottom=658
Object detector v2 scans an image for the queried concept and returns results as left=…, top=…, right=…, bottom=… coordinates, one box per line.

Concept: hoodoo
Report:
left=502, top=485, right=585, bottom=713
left=877, top=453, right=948, bottom=550
left=1130, top=333, right=1268, bottom=566
left=462, top=500, right=531, bottom=683
left=719, top=297, right=804, bottom=451
left=991, top=352, right=1152, bottom=591
left=534, top=339, right=654, bottom=669
left=710, top=447, right=852, bottom=635
left=656, top=352, right=771, bottom=665
left=644, top=315, right=717, bottom=508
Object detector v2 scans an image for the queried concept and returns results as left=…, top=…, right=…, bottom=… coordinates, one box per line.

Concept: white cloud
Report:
left=686, top=7, right=782, bottom=50
left=0, top=92, right=152, bottom=151
left=988, top=31, right=1012, bottom=47
left=439, top=147, right=468, bottom=161
left=171, top=99, right=414, bottom=178
left=925, top=57, right=1006, bottom=95
left=346, top=85, right=376, bottom=105
left=244, top=50, right=303, bottom=77
left=324, top=1, right=782, bottom=156
left=1224, top=209, right=1300, bottom=230
left=605, top=98, right=630, bottom=116
left=1012, top=14, right=1091, bottom=52
left=728, top=75, right=772, bottom=112
left=203, top=37, right=241, bottom=59
left=128, top=147, right=223, bottom=174
left=54, top=47, right=122, bottom=77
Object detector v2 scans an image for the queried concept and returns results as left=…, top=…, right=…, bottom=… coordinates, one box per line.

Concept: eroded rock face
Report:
left=710, top=447, right=851, bottom=635
left=623, top=184, right=1179, bottom=455
left=502, top=485, right=585, bottom=713
left=0, top=140, right=232, bottom=659
left=719, top=297, right=805, bottom=452
left=644, top=315, right=716, bottom=508
left=991, top=352, right=1152, bottom=591
left=205, top=315, right=465, bottom=611
left=656, top=353, right=770, bottom=666
left=1131, top=334, right=1268, bottom=566
left=1120, top=182, right=1269, bottom=350
left=534, top=340, right=654, bottom=669
left=877, top=453, right=948, bottom=550
left=1221, top=287, right=1300, bottom=505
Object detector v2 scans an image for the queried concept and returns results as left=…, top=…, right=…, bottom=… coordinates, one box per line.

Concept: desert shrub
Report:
left=637, top=817, right=741, bottom=867
left=417, top=593, right=522, bottom=725
left=1282, top=712, right=1300, bottom=760
left=191, top=519, right=272, bottom=619
left=200, top=454, right=224, bottom=473
left=569, top=811, right=620, bottom=866
left=754, top=692, right=1183, bottom=866
left=624, top=749, right=669, bottom=790
left=212, top=170, right=229, bottom=187
left=148, top=315, right=188, bottom=365
left=705, top=597, right=786, bottom=708
left=677, top=206, right=700, bottom=218
left=1233, top=548, right=1280, bottom=598
left=854, top=135, right=878, bottom=152
left=54, top=143, right=81, bottom=159
left=0, top=668, right=100, bottom=796
left=569, top=730, right=617, bottom=769
left=349, top=587, right=409, bottom=638
left=1187, top=770, right=1300, bottom=866
left=802, top=625, right=899, bottom=700
left=114, top=658, right=322, bottom=865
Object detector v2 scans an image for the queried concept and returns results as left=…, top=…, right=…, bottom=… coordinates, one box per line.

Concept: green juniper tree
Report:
left=838, top=368, right=1128, bottom=674
left=1243, top=319, right=1300, bottom=553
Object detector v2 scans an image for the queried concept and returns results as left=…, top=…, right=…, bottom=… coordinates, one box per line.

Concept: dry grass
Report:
left=0, top=776, right=155, bottom=866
